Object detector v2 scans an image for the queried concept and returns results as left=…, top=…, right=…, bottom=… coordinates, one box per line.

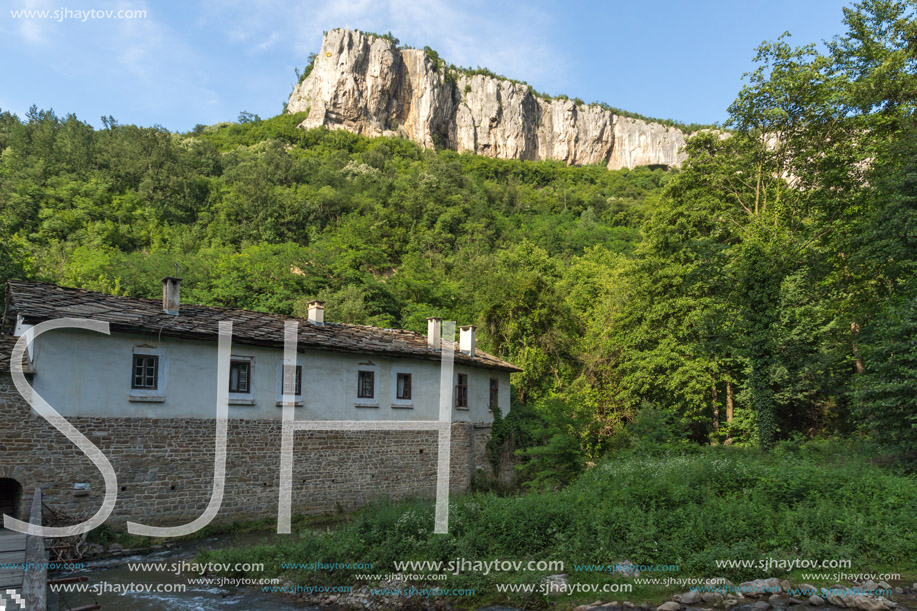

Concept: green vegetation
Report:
left=87, top=512, right=345, bottom=550
left=1, top=0, right=915, bottom=489
left=423, top=46, right=445, bottom=72
left=200, top=439, right=917, bottom=608
left=444, top=62, right=718, bottom=133
left=2, top=2, right=915, bottom=606
left=0, top=104, right=668, bottom=406
left=352, top=28, right=400, bottom=46
left=295, top=52, right=318, bottom=85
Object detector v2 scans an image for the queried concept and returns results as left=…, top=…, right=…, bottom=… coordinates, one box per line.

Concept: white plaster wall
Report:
left=25, top=329, right=510, bottom=422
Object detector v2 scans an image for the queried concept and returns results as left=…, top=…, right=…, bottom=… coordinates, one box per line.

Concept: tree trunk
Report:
left=726, top=381, right=734, bottom=423
left=738, top=241, right=780, bottom=450
left=851, top=321, right=866, bottom=374
left=711, top=382, right=719, bottom=432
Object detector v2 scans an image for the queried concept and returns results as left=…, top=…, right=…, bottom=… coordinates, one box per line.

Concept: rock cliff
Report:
left=287, top=29, right=689, bottom=170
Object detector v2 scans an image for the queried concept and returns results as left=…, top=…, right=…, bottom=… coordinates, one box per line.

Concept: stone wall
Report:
left=472, top=423, right=493, bottom=474
left=0, top=374, right=490, bottom=528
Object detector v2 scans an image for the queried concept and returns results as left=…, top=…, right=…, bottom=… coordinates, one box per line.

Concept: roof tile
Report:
left=2, top=281, right=521, bottom=372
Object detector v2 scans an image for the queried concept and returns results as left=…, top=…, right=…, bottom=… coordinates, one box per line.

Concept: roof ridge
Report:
left=6, top=279, right=427, bottom=336
left=3, top=280, right=521, bottom=372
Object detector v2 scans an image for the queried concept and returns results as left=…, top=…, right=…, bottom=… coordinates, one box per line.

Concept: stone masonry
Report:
left=0, top=374, right=490, bottom=528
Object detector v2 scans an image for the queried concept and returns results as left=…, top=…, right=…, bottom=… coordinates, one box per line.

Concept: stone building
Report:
left=0, top=279, right=518, bottom=529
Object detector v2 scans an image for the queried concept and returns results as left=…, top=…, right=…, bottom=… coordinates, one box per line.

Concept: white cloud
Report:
left=4, top=0, right=224, bottom=125
left=2, top=0, right=572, bottom=128
left=12, top=0, right=56, bottom=45
left=254, top=31, right=281, bottom=52
left=198, top=0, right=570, bottom=91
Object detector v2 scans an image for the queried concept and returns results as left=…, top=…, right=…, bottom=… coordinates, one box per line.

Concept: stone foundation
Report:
left=0, top=374, right=490, bottom=528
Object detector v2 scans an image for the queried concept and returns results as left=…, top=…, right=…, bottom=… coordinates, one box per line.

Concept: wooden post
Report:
left=22, top=488, right=46, bottom=611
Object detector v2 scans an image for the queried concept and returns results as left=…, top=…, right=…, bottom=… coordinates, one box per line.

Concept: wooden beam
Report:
left=22, top=488, right=46, bottom=611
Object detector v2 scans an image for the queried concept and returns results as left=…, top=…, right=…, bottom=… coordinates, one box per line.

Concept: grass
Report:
left=87, top=512, right=346, bottom=550
left=199, top=438, right=917, bottom=609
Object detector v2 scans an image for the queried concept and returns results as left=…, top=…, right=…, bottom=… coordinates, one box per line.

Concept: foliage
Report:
left=296, top=52, right=319, bottom=84
left=355, top=29, right=400, bottom=46
left=513, top=397, right=588, bottom=489
left=2, top=0, right=917, bottom=471
left=444, top=61, right=718, bottom=133
left=855, top=281, right=917, bottom=461
left=574, top=0, right=917, bottom=456
left=0, top=104, right=672, bottom=406
left=423, top=46, right=444, bottom=72
left=201, top=440, right=917, bottom=607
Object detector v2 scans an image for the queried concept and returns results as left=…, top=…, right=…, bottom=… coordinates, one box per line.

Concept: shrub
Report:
left=203, top=440, right=917, bottom=606
left=854, top=283, right=917, bottom=465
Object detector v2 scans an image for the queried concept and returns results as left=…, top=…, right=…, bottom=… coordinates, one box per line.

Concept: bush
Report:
left=512, top=398, right=588, bottom=490
left=203, top=439, right=917, bottom=607
left=854, top=283, right=917, bottom=464
left=625, top=404, right=692, bottom=456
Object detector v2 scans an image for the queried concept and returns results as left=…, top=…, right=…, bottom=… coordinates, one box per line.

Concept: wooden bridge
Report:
left=0, top=489, right=47, bottom=610
left=0, top=490, right=100, bottom=611
left=0, top=527, right=28, bottom=589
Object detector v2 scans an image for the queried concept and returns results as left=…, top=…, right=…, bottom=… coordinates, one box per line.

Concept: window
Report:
left=355, top=362, right=379, bottom=407
left=282, top=365, right=302, bottom=396
left=396, top=373, right=412, bottom=400
left=358, top=370, right=375, bottom=399
left=275, top=359, right=304, bottom=407
left=229, top=359, right=251, bottom=393
left=129, top=346, right=166, bottom=402
left=489, top=378, right=499, bottom=408
left=131, top=354, right=158, bottom=389
left=455, top=373, right=468, bottom=408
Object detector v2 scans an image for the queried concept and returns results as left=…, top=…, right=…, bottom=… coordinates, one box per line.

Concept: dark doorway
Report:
left=0, top=478, right=22, bottom=521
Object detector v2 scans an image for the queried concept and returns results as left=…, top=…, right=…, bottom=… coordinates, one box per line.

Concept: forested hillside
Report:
left=1, top=0, right=915, bottom=484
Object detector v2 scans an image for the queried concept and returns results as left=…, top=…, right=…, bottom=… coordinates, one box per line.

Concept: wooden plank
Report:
left=0, top=532, right=27, bottom=553
left=0, top=568, right=23, bottom=589
left=0, top=529, right=27, bottom=589
left=22, top=488, right=47, bottom=611
left=0, top=551, right=26, bottom=563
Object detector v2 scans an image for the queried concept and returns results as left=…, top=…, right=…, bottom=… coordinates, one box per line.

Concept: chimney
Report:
left=426, top=317, right=442, bottom=349
left=459, top=325, right=476, bottom=357
left=161, top=277, right=181, bottom=315
left=308, top=300, right=325, bottom=325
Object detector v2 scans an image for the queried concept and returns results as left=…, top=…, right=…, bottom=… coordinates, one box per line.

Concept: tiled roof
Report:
left=1, top=281, right=521, bottom=373
left=0, top=334, right=32, bottom=374
left=0, top=334, right=17, bottom=373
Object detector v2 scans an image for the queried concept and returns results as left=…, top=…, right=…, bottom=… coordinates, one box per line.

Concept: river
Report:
left=52, top=531, right=321, bottom=611
left=48, top=535, right=917, bottom=611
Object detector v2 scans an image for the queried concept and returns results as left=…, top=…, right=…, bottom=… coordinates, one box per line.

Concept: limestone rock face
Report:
left=288, top=28, right=689, bottom=170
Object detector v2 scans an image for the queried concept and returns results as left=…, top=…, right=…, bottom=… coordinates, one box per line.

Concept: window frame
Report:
left=128, top=345, right=166, bottom=403
left=276, top=358, right=305, bottom=407
left=229, top=358, right=252, bottom=394
left=283, top=364, right=303, bottom=396
left=354, top=362, right=380, bottom=407
left=228, top=355, right=256, bottom=405
left=357, top=370, right=375, bottom=399
left=396, top=372, right=412, bottom=401
left=489, top=377, right=499, bottom=409
left=455, top=372, right=469, bottom=409
left=390, top=366, right=415, bottom=409
left=131, top=354, right=159, bottom=390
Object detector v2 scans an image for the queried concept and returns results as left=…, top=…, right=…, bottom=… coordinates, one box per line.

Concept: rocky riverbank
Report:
left=576, top=577, right=917, bottom=611
left=272, top=575, right=917, bottom=611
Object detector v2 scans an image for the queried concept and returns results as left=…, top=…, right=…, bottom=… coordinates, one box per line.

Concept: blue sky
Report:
left=0, top=0, right=853, bottom=132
